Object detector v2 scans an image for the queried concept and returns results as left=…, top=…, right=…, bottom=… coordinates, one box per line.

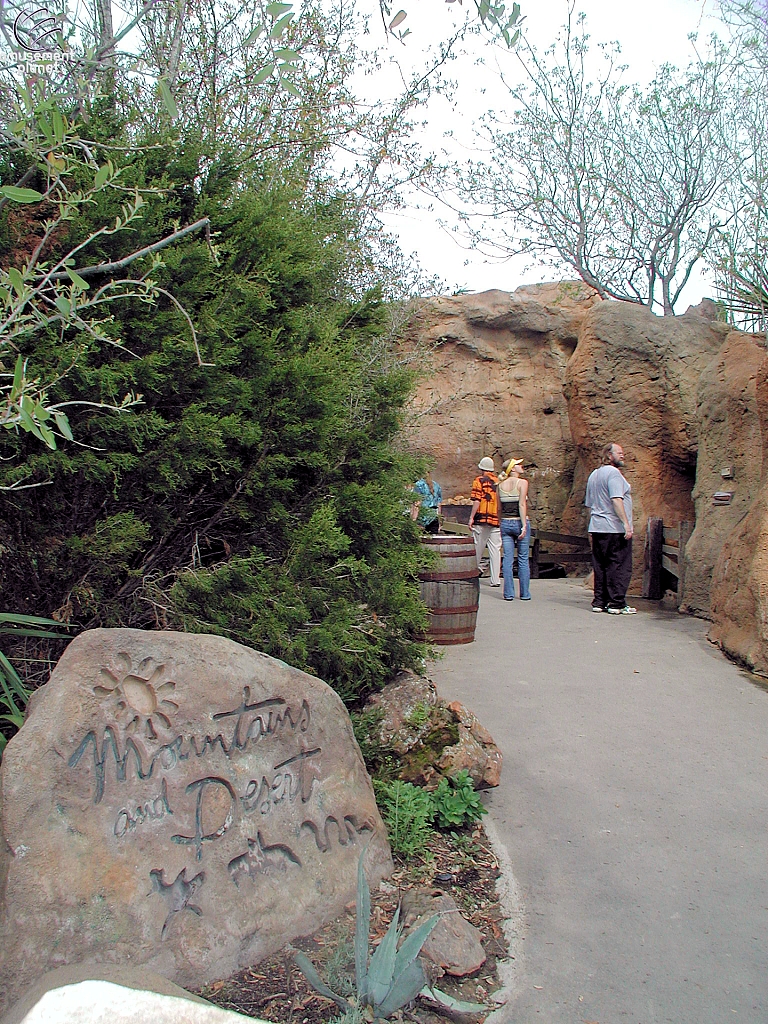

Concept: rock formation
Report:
left=0, top=629, right=391, bottom=1016
left=562, top=299, right=728, bottom=589
left=404, top=284, right=768, bottom=674
left=364, top=670, right=502, bottom=788
left=700, top=338, right=768, bottom=673
left=405, top=283, right=602, bottom=524
left=683, top=332, right=767, bottom=618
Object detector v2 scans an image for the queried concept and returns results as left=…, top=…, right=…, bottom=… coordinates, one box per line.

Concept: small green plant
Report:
left=405, top=701, right=430, bottom=729
left=0, top=614, right=74, bottom=757
left=294, top=850, right=485, bottom=1020
left=328, top=1006, right=367, bottom=1024
left=373, top=779, right=435, bottom=859
left=324, top=931, right=356, bottom=999
left=430, top=770, right=487, bottom=830
left=0, top=656, right=27, bottom=758
left=295, top=850, right=438, bottom=1018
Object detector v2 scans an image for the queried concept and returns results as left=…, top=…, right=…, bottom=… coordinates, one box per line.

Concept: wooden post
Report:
left=643, top=517, right=664, bottom=600
left=530, top=535, right=540, bottom=579
left=677, top=520, right=693, bottom=608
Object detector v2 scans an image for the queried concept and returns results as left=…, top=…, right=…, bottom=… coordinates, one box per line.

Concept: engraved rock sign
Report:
left=0, top=630, right=392, bottom=1015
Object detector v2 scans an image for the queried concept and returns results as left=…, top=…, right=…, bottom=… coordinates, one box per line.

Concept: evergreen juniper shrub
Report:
left=0, top=161, right=431, bottom=706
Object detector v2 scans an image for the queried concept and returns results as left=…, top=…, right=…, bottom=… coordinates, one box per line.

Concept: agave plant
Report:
left=0, top=613, right=74, bottom=756
left=294, top=849, right=486, bottom=1019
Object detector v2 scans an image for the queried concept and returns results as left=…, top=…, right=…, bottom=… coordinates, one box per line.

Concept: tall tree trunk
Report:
left=95, top=0, right=116, bottom=97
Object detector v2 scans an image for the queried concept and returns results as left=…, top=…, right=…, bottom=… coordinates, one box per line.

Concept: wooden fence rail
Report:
left=529, top=530, right=592, bottom=579
left=642, top=517, right=693, bottom=604
left=439, top=519, right=591, bottom=577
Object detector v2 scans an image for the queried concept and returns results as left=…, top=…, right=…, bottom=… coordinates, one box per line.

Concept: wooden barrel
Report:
left=419, top=535, right=480, bottom=645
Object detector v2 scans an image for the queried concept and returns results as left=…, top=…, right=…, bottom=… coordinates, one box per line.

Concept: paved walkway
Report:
left=428, top=577, right=768, bottom=1024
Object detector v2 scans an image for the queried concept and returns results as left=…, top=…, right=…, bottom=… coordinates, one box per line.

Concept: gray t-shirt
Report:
left=585, top=465, right=632, bottom=533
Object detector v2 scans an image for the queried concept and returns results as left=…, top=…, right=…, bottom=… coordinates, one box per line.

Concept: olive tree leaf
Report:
left=158, top=78, right=178, bottom=118
left=0, top=186, right=43, bottom=203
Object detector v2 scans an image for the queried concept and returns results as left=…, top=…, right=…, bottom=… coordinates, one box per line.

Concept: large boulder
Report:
left=0, top=629, right=392, bottom=1016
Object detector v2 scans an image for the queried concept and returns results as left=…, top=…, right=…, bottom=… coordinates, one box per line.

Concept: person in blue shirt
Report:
left=412, top=471, right=443, bottom=534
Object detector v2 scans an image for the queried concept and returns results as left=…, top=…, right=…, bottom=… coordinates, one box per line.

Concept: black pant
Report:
left=590, top=533, right=633, bottom=609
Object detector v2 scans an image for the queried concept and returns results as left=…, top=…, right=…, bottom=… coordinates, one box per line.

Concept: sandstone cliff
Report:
left=561, top=300, right=728, bottom=586
left=405, top=283, right=601, bottom=526
left=702, top=338, right=768, bottom=674
left=404, top=284, right=768, bottom=676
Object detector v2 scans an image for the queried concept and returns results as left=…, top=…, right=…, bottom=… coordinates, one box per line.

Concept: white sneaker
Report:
left=606, top=605, right=637, bottom=615
left=591, top=605, right=605, bottom=613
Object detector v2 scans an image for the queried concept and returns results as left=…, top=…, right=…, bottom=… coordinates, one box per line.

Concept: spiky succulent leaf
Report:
left=420, top=986, right=487, bottom=1013
left=366, top=906, right=400, bottom=1006
left=355, top=850, right=371, bottom=1001
left=375, top=958, right=427, bottom=1017
left=293, top=951, right=349, bottom=1011
left=392, top=913, right=439, bottom=976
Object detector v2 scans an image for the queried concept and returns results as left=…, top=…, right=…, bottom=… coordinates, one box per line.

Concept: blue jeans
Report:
left=501, top=518, right=531, bottom=600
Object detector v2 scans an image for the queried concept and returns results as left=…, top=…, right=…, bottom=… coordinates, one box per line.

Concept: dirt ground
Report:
left=197, top=824, right=508, bottom=1024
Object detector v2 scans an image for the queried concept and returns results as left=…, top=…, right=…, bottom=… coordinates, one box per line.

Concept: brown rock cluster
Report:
left=404, top=285, right=768, bottom=675
left=365, top=671, right=502, bottom=789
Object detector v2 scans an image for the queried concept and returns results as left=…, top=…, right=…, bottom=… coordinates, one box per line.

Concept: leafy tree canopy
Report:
left=455, top=11, right=739, bottom=315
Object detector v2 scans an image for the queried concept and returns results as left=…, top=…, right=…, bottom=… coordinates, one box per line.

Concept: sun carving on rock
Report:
left=94, top=653, right=179, bottom=740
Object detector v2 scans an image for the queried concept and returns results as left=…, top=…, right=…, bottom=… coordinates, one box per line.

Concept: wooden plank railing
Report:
left=439, top=519, right=591, bottom=577
left=529, top=530, right=591, bottom=579
left=642, top=517, right=693, bottom=604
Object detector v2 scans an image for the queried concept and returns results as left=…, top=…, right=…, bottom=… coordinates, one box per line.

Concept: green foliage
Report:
left=405, top=700, right=430, bottom=728
left=0, top=98, right=181, bottom=448
left=373, top=779, right=436, bottom=858
left=328, top=1007, right=367, bottom=1024
left=431, top=770, right=487, bottom=830
left=323, top=933, right=357, bottom=1000
left=0, top=614, right=74, bottom=756
left=0, top=653, right=27, bottom=758
left=474, top=0, right=523, bottom=47
left=0, top=166, right=430, bottom=704
left=373, top=771, right=486, bottom=857
left=294, top=850, right=439, bottom=1019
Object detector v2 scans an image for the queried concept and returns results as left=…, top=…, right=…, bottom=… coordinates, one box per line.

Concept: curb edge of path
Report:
left=482, top=812, right=527, bottom=1019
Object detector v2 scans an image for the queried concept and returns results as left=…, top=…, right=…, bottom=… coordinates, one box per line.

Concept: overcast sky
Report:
left=374, top=0, right=725, bottom=304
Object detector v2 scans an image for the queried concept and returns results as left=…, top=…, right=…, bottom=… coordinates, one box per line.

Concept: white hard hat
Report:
left=478, top=457, right=495, bottom=471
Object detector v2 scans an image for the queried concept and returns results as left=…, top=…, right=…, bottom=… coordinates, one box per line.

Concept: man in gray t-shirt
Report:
left=584, top=442, right=636, bottom=614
